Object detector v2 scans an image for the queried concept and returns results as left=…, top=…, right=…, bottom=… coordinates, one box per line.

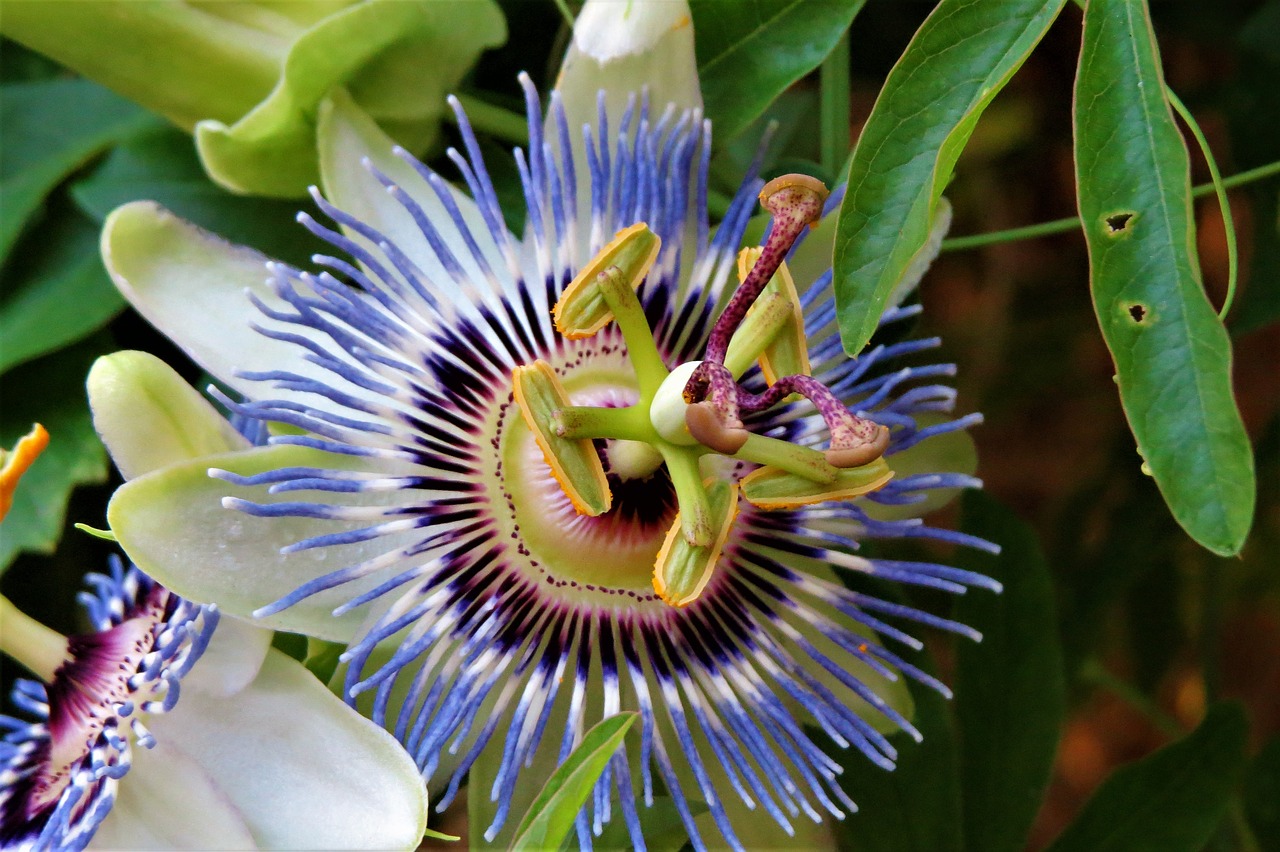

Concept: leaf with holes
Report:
left=689, top=0, right=868, bottom=143
left=833, top=0, right=1066, bottom=355
left=1074, top=0, right=1254, bottom=556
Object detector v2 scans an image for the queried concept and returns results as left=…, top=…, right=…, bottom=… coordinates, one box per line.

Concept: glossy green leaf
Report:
left=953, top=491, right=1065, bottom=852
left=837, top=660, right=962, bottom=852
left=0, top=79, right=157, bottom=264
left=509, top=713, right=637, bottom=852
left=71, top=127, right=321, bottom=268
left=1244, top=737, right=1280, bottom=852
left=689, top=0, right=867, bottom=143
left=0, top=340, right=110, bottom=572
left=0, top=212, right=123, bottom=374
left=1046, top=702, right=1248, bottom=852
left=1073, top=0, right=1254, bottom=555
left=833, top=0, right=1065, bottom=354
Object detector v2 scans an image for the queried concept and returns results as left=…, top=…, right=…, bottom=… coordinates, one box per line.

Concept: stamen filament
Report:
left=0, top=593, right=68, bottom=682
left=722, top=289, right=791, bottom=378
left=732, top=434, right=837, bottom=483
left=555, top=405, right=655, bottom=443
left=659, top=445, right=713, bottom=546
left=597, top=267, right=670, bottom=400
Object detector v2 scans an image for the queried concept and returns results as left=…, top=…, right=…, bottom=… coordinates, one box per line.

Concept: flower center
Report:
left=497, top=336, right=676, bottom=597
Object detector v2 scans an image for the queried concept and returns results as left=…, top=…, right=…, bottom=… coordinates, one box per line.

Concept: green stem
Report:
left=733, top=433, right=837, bottom=483
left=552, top=0, right=576, bottom=27
left=599, top=270, right=670, bottom=401
left=820, top=32, right=851, bottom=176
left=1079, top=659, right=1182, bottom=737
left=1166, top=88, right=1239, bottom=319
left=940, top=159, right=1280, bottom=252
left=0, top=594, right=67, bottom=682
left=556, top=405, right=654, bottom=443
left=451, top=94, right=529, bottom=145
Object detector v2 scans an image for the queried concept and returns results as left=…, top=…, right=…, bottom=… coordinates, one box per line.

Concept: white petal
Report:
left=153, top=650, right=428, bottom=850
left=101, top=201, right=360, bottom=414
left=88, top=350, right=250, bottom=480
left=89, top=737, right=256, bottom=851
left=317, top=89, right=515, bottom=310
left=109, top=444, right=418, bottom=642
left=182, top=614, right=273, bottom=699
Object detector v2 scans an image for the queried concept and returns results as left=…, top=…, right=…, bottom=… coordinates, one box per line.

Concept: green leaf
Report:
left=953, top=491, right=1066, bottom=852
left=836, top=659, right=962, bottom=852
left=1046, top=702, right=1249, bottom=852
left=71, top=127, right=321, bottom=268
left=690, top=0, right=868, bottom=143
left=1244, top=737, right=1280, bottom=852
left=509, top=712, right=638, bottom=852
left=1073, top=0, right=1254, bottom=555
left=0, top=340, right=110, bottom=572
left=0, top=79, right=157, bottom=265
left=0, top=211, right=124, bottom=374
left=304, top=638, right=345, bottom=685
left=833, top=0, right=1065, bottom=354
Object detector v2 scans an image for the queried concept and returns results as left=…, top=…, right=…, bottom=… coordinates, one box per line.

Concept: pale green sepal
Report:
left=151, top=650, right=429, bottom=850
left=90, top=736, right=257, bottom=851
left=108, top=444, right=413, bottom=642
left=318, top=88, right=514, bottom=299
left=88, top=350, right=249, bottom=481
left=101, top=201, right=365, bottom=416
left=196, top=0, right=506, bottom=197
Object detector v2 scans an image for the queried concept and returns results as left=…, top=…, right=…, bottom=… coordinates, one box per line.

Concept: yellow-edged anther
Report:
left=653, top=479, right=739, bottom=607
left=0, top=424, right=49, bottom=522
left=552, top=223, right=660, bottom=339
left=512, top=362, right=612, bottom=517
left=730, top=247, right=811, bottom=384
left=741, top=457, right=894, bottom=509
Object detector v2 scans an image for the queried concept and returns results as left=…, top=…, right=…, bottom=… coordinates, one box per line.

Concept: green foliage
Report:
left=1244, top=737, right=1280, bottom=852
left=1073, top=0, right=1254, bottom=556
left=0, top=79, right=158, bottom=264
left=953, top=492, right=1066, bottom=852
left=833, top=0, right=1065, bottom=355
left=0, top=341, right=109, bottom=572
left=1046, top=703, right=1249, bottom=852
left=690, top=0, right=866, bottom=143
left=508, top=713, right=637, bottom=852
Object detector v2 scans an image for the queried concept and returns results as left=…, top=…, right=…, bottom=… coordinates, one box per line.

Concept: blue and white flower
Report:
left=97, top=8, right=999, bottom=848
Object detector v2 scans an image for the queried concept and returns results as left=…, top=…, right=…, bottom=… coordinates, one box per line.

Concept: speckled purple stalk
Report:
left=736, top=373, right=882, bottom=449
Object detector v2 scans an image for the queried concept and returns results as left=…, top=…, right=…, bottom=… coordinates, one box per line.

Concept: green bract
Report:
left=0, top=0, right=505, bottom=197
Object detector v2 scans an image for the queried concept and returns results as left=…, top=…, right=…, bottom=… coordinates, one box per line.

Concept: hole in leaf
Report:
left=1128, top=303, right=1147, bottom=323
left=1105, top=212, right=1134, bottom=234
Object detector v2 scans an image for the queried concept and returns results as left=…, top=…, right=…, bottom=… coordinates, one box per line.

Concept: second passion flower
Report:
left=102, top=76, right=999, bottom=850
